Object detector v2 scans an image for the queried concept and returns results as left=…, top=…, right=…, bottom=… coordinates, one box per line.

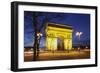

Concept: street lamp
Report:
left=37, top=32, right=43, bottom=49
left=76, top=32, right=83, bottom=51
left=37, top=32, right=43, bottom=39
left=36, top=32, right=43, bottom=57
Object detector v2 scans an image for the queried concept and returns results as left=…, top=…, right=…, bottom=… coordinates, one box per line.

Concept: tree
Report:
left=32, top=12, right=66, bottom=61
left=32, top=12, right=38, bottom=61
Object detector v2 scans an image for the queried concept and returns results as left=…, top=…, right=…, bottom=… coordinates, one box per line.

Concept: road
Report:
left=24, top=49, right=90, bottom=62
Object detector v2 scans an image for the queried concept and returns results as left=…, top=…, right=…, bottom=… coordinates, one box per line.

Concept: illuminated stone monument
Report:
left=46, top=23, right=73, bottom=51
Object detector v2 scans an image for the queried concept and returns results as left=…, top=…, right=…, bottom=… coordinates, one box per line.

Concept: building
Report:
left=46, top=22, right=73, bottom=51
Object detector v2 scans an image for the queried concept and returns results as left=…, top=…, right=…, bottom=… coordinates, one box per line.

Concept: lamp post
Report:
left=76, top=32, right=83, bottom=51
left=36, top=32, right=43, bottom=57
left=37, top=32, right=43, bottom=40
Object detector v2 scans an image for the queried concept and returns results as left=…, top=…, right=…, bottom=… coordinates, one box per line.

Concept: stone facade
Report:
left=46, top=23, right=73, bottom=51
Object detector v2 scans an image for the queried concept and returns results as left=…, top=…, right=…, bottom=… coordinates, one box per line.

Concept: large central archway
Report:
left=57, top=37, right=64, bottom=51
left=46, top=22, right=73, bottom=51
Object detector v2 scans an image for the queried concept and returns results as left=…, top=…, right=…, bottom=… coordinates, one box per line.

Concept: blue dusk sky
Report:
left=24, top=11, right=90, bottom=47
